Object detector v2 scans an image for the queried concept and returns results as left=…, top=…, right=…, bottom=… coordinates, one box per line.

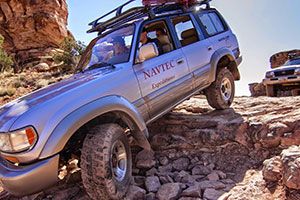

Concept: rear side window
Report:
left=171, top=15, right=200, bottom=47
left=199, top=12, right=226, bottom=36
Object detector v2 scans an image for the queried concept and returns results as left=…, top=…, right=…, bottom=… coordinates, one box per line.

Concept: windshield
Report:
left=78, top=25, right=135, bottom=71
left=284, top=58, right=300, bottom=66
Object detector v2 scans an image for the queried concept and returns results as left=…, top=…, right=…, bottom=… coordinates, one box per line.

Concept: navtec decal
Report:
left=143, top=60, right=176, bottom=80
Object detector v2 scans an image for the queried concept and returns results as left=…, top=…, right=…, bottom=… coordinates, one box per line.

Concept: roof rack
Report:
left=87, top=0, right=212, bottom=34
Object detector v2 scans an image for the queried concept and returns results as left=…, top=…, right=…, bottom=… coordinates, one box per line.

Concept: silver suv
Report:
left=263, top=56, right=300, bottom=97
left=0, top=0, right=242, bottom=199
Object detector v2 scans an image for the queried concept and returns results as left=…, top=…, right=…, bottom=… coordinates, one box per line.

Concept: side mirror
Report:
left=138, top=43, right=159, bottom=62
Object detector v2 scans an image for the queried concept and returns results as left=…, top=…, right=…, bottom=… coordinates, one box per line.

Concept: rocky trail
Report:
left=1, top=96, right=300, bottom=200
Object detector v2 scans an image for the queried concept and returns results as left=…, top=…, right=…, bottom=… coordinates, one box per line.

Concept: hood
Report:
left=0, top=67, right=115, bottom=132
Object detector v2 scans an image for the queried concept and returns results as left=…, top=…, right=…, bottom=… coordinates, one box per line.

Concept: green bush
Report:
left=53, top=37, right=86, bottom=72
left=0, top=35, right=14, bottom=72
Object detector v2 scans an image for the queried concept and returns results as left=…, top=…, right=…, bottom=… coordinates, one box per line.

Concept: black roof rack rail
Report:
left=87, top=0, right=212, bottom=34
left=88, top=0, right=135, bottom=27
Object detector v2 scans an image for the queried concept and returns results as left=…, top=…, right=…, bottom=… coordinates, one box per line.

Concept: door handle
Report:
left=177, top=58, right=185, bottom=64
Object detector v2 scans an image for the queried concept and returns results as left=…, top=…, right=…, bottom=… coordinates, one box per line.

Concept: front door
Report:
left=133, top=20, right=192, bottom=119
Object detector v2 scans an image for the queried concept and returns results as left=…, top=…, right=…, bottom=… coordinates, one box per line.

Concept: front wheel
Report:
left=205, top=68, right=235, bottom=110
left=81, top=124, right=132, bottom=200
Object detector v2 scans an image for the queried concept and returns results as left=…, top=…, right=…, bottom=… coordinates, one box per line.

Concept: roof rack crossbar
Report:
left=87, top=7, right=146, bottom=33
left=104, top=12, right=147, bottom=30
left=88, top=0, right=136, bottom=28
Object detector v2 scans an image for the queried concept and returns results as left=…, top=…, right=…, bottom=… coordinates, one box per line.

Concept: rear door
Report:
left=133, top=19, right=193, bottom=120
left=170, top=14, right=214, bottom=89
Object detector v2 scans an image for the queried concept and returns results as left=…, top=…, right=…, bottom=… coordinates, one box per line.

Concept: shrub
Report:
left=0, top=86, right=16, bottom=97
left=53, top=37, right=86, bottom=72
left=6, top=86, right=16, bottom=97
left=0, top=87, right=6, bottom=97
left=36, top=79, right=49, bottom=89
left=11, top=78, right=22, bottom=88
left=0, top=35, right=14, bottom=72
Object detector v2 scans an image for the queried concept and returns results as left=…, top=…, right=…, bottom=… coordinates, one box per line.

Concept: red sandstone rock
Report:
left=0, top=0, right=70, bottom=65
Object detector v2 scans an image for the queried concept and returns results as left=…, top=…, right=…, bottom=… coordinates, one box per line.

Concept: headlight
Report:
left=266, top=71, right=275, bottom=78
left=295, top=68, right=300, bottom=75
left=0, top=127, right=37, bottom=153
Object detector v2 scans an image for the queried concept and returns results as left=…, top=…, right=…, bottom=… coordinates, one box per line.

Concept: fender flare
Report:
left=39, top=95, right=151, bottom=159
left=209, top=48, right=239, bottom=82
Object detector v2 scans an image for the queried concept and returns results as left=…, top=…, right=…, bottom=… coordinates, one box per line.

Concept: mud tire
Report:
left=205, top=68, right=235, bottom=110
left=81, top=124, right=132, bottom=200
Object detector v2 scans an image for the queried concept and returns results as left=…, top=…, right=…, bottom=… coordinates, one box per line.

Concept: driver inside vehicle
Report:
left=108, top=36, right=130, bottom=64
left=112, top=36, right=130, bottom=56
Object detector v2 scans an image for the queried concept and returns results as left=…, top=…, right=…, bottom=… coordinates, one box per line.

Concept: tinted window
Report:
left=209, top=13, right=225, bottom=32
left=198, top=13, right=217, bottom=35
left=199, top=12, right=226, bottom=36
left=172, top=15, right=199, bottom=47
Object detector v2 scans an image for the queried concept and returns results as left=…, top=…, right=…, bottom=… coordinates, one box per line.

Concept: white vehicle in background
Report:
left=264, top=56, right=300, bottom=97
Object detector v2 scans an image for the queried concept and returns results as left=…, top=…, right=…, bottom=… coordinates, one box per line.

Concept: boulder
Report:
left=203, top=188, right=224, bottom=200
left=192, top=165, right=212, bottom=176
left=33, top=63, right=50, bottom=72
left=281, top=146, right=300, bottom=189
left=249, top=83, right=266, bottom=97
left=136, top=150, right=156, bottom=169
left=207, top=171, right=219, bottom=181
left=145, top=176, right=161, bottom=193
left=173, top=157, right=190, bottom=171
left=156, top=183, right=182, bottom=200
left=281, top=130, right=300, bottom=147
left=197, top=180, right=226, bottom=190
left=262, top=156, right=283, bottom=182
left=125, top=185, right=146, bottom=200
left=181, top=184, right=202, bottom=198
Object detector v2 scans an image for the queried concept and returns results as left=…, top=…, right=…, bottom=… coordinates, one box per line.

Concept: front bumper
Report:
left=263, top=75, right=300, bottom=85
left=0, top=155, right=59, bottom=196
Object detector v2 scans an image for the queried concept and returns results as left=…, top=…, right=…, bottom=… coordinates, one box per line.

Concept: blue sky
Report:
left=68, top=0, right=300, bottom=96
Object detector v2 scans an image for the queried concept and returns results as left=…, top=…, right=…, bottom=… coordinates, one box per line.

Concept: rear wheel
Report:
left=266, top=85, right=276, bottom=97
left=81, top=124, right=132, bottom=200
left=205, top=68, right=235, bottom=110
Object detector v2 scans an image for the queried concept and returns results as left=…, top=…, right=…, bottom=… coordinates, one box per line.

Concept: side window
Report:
left=199, top=12, right=226, bottom=36
left=209, top=13, right=225, bottom=32
left=137, top=20, right=175, bottom=62
left=171, top=15, right=200, bottom=47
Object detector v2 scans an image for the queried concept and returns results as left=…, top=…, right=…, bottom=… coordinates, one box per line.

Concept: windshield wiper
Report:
left=82, top=62, right=116, bottom=73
